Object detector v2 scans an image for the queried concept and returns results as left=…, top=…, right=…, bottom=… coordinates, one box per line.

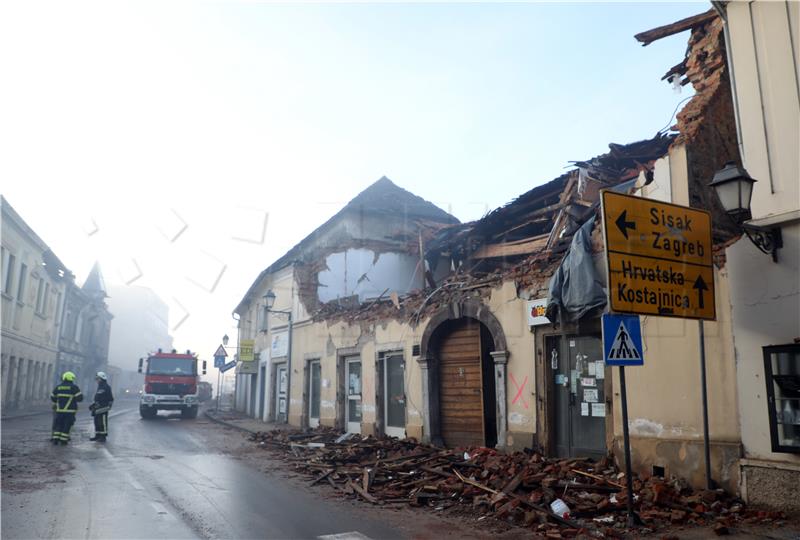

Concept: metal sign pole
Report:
left=699, top=320, right=712, bottom=489
left=216, top=369, right=221, bottom=412
left=618, top=365, right=636, bottom=527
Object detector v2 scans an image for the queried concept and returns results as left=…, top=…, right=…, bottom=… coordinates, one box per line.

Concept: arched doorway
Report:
left=434, top=318, right=496, bottom=447
left=419, top=300, right=509, bottom=449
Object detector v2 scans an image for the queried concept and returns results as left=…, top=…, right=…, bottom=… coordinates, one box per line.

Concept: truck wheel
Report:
left=181, top=406, right=198, bottom=419
left=140, top=406, right=157, bottom=419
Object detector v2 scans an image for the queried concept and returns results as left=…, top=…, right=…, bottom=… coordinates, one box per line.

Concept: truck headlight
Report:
left=143, top=395, right=155, bottom=403
left=185, top=396, right=197, bottom=403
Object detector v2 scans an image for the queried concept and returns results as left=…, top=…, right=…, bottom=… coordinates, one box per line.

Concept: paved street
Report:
left=1, top=402, right=420, bottom=540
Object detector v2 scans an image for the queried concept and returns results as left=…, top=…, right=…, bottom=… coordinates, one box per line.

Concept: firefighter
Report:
left=89, top=371, right=114, bottom=442
left=50, top=371, right=83, bottom=445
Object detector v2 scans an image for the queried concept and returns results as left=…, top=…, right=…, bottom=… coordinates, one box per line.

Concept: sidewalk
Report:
left=2, top=399, right=140, bottom=421
left=203, top=407, right=296, bottom=435
left=1, top=403, right=55, bottom=421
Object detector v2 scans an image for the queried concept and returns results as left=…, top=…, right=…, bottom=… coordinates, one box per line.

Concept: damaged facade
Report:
left=233, top=3, right=799, bottom=513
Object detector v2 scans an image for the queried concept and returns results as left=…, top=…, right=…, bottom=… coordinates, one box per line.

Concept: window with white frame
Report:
left=17, top=263, right=27, bottom=304
left=74, top=313, right=83, bottom=341
left=54, top=291, right=62, bottom=324
left=0, top=247, right=7, bottom=292
left=35, top=278, right=45, bottom=314
left=42, top=282, right=50, bottom=317
left=3, top=252, right=16, bottom=296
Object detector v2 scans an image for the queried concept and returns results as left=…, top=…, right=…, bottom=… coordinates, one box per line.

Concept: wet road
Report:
left=1, top=403, right=402, bottom=540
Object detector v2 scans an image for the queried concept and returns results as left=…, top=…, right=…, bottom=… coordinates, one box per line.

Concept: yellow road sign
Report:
left=607, top=253, right=715, bottom=319
left=239, top=339, right=255, bottom=362
left=602, top=191, right=712, bottom=267
left=602, top=191, right=716, bottom=320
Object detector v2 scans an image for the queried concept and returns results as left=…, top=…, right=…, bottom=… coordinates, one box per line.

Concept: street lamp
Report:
left=263, top=289, right=292, bottom=424
left=264, top=290, right=276, bottom=310
left=223, top=334, right=229, bottom=346
left=710, top=161, right=782, bottom=262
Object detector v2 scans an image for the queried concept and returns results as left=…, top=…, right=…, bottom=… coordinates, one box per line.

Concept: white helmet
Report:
left=96, top=371, right=108, bottom=380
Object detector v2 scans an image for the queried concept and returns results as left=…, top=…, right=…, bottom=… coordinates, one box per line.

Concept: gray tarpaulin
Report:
left=546, top=215, right=607, bottom=325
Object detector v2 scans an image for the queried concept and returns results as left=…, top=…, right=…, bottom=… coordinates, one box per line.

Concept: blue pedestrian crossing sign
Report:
left=602, top=313, right=644, bottom=366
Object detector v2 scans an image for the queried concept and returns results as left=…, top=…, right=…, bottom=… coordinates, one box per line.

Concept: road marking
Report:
left=317, top=533, right=373, bottom=540
left=124, top=472, right=145, bottom=492
left=150, top=501, right=171, bottom=517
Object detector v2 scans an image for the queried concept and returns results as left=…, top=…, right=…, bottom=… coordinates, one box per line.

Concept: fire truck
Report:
left=138, top=349, right=207, bottom=419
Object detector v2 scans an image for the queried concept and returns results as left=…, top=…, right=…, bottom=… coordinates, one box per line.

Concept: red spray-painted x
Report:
left=510, top=373, right=529, bottom=409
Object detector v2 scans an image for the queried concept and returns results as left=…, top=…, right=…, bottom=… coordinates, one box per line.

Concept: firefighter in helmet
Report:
left=89, top=371, right=114, bottom=442
left=50, top=371, right=83, bottom=445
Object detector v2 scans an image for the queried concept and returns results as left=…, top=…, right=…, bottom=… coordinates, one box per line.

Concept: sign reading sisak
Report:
left=601, top=191, right=715, bottom=320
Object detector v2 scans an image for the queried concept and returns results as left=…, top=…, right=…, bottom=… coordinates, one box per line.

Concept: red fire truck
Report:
left=138, top=350, right=207, bottom=419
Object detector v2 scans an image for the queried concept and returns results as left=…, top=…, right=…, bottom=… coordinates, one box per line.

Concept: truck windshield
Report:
left=147, top=357, right=195, bottom=376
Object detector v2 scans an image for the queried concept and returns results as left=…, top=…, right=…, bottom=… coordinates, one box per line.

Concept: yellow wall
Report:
left=488, top=281, right=537, bottom=443
left=272, top=279, right=537, bottom=444
left=613, top=264, right=739, bottom=444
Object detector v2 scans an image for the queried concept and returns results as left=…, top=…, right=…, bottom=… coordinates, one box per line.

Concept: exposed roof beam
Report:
left=472, top=235, right=549, bottom=259
left=634, top=9, right=717, bottom=46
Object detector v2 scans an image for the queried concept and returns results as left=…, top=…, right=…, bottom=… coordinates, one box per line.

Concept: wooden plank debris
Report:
left=634, top=8, right=717, bottom=46
left=246, top=427, right=764, bottom=536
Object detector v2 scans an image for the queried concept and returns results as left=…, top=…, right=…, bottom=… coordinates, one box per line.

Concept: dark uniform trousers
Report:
left=92, top=381, right=114, bottom=440
left=93, top=409, right=109, bottom=437
left=50, top=382, right=83, bottom=443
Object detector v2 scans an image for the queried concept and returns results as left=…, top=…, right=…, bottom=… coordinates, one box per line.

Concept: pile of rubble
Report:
left=248, top=429, right=785, bottom=537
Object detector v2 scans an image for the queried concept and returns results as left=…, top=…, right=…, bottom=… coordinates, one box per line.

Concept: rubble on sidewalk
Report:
left=247, top=428, right=785, bottom=537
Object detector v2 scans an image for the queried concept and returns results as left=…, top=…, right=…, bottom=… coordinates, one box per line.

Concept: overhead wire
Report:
left=657, top=95, right=693, bottom=135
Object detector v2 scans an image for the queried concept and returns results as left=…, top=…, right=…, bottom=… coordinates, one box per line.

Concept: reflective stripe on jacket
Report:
left=50, top=382, right=83, bottom=413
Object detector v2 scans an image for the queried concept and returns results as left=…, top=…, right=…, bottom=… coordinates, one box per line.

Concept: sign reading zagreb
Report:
left=601, top=191, right=715, bottom=321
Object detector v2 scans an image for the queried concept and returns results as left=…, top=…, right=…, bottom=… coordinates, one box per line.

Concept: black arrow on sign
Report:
left=615, top=210, right=636, bottom=239
left=693, top=275, right=709, bottom=309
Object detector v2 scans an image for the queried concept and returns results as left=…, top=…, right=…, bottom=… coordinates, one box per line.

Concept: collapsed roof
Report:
left=315, top=133, right=676, bottom=325
left=234, top=177, right=458, bottom=314
left=240, top=9, right=739, bottom=326
left=636, top=7, right=741, bottom=243
left=424, top=133, right=675, bottom=275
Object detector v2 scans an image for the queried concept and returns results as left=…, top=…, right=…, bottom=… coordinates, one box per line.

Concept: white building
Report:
left=716, top=0, right=800, bottom=510
left=1, top=196, right=70, bottom=409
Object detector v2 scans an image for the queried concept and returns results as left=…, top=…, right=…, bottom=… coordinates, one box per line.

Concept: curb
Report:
left=203, top=409, right=258, bottom=435
left=1, top=409, right=55, bottom=421
left=3, top=402, right=139, bottom=422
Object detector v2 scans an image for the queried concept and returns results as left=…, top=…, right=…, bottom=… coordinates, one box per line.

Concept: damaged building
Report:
left=232, top=3, right=799, bottom=512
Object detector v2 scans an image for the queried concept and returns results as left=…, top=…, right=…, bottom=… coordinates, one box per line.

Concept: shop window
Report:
left=764, top=344, right=800, bottom=454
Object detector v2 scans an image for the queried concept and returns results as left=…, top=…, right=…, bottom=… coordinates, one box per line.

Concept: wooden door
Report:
left=439, top=319, right=483, bottom=447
